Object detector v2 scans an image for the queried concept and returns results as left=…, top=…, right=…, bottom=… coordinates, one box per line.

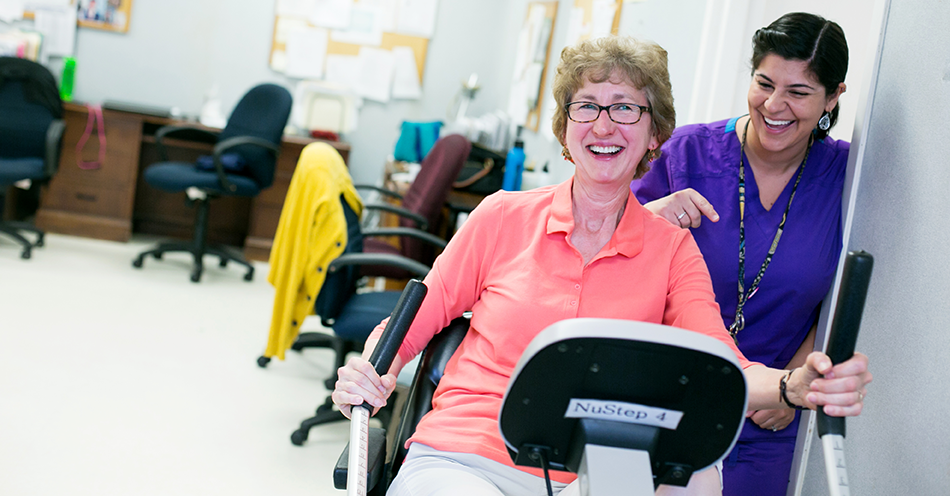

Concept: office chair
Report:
left=0, top=57, right=65, bottom=259
left=356, top=134, right=471, bottom=279
left=285, top=194, right=438, bottom=446
left=132, top=83, right=292, bottom=282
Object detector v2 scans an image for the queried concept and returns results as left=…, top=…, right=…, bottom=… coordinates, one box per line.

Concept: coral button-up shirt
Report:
left=370, top=178, right=751, bottom=483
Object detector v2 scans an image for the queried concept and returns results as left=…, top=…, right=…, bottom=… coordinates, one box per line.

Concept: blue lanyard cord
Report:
left=729, top=119, right=812, bottom=344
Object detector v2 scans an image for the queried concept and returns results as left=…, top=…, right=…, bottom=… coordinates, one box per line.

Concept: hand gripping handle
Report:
left=817, top=251, right=874, bottom=438
left=366, top=279, right=428, bottom=378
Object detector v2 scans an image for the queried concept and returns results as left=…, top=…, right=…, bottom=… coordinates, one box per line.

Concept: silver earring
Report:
left=818, top=112, right=831, bottom=131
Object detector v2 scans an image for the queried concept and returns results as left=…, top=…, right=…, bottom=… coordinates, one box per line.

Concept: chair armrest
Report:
left=364, top=227, right=447, bottom=249
left=44, top=119, right=66, bottom=177
left=333, top=426, right=387, bottom=490
left=154, top=125, right=219, bottom=161
left=362, top=202, right=428, bottom=231
left=211, top=136, right=281, bottom=193
left=328, top=253, right=430, bottom=279
left=355, top=183, right=404, bottom=201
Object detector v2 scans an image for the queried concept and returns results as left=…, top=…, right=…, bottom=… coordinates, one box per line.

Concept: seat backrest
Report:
left=386, top=317, right=469, bottom=483
left=0, top=57, right=61, bottom=159
left=398, top=134, right=471, bottom=262
left=219, top=83, right=293, bottom=189
left=314, top=194, right=364, bottom=324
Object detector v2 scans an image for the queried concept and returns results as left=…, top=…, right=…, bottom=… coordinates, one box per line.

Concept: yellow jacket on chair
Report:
left=264, top=142, right=363, bottom=360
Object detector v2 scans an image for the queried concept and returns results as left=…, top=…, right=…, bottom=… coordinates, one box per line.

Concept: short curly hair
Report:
left=551, top=36, right=675, bottom=179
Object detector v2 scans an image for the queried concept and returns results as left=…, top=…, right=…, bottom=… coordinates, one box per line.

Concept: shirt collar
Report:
left=547, top=177, right=645, bottom=259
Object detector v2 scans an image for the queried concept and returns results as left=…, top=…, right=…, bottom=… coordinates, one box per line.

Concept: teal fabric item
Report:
left=393, top=121, right=442, bottom=163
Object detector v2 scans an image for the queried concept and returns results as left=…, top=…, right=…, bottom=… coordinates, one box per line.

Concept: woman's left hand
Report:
left=750, top=408, right=797, bottom=432
left=791, top=352, right=872, bottom=416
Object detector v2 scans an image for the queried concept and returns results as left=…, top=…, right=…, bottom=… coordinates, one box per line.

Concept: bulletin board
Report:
left=268, top=0, right=431, bottom=84
left=510, top=1, right=558, bottom=132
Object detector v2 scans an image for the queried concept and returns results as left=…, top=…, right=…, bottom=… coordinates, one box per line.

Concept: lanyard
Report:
left=728, top=118, right=812, bottom=344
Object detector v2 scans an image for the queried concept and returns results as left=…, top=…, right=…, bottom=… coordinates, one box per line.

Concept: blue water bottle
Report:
left=502, top=138, right=525, bottom=191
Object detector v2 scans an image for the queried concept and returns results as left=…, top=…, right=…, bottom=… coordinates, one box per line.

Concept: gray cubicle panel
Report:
left=788, top=0, right=950, bottom=494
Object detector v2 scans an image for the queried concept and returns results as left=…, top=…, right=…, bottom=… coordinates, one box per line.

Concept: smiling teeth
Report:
left=764, top=117, right=792, bottom=126
left=589, top=145, right=622, bottom=154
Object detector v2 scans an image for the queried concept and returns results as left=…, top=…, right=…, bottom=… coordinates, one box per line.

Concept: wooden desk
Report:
left=35, top=102, right=350, bottom=261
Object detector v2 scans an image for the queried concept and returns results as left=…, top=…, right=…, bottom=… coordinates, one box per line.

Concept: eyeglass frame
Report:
left=564, top=101, right=652, bottom=125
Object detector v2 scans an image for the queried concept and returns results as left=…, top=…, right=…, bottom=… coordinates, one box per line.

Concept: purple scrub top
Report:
left=631, top=117, right=849, bottom=441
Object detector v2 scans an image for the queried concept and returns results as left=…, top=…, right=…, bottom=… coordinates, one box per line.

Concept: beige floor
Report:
left=0, top=233, right=351, bottom=495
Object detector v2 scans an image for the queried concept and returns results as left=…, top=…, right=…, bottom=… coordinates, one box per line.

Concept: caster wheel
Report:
left=190, top=268, right=202, bottom=283
left=290, top=429, right=308, bottom=446
left=257, top=356, right=271, bottom=368
left=132, top=258, right=144, bottom=268
left=154, top=252, right=163, bottom=260
left=219, top=258, right=228, bottom=268
left=21, top=249, right=31, bottom=260
left=35, top=234, right=44, bottom=248
left=244, top=269, right=254, bottom=282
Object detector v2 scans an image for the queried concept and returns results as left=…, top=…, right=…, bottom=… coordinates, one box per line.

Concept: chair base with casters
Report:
left=0, top=220, right=44, bottom=259
left=132, top=194, right=254, bottom=283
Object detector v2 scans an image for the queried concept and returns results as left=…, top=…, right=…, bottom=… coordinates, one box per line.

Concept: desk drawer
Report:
left=40, top=181, right=133, bottom=219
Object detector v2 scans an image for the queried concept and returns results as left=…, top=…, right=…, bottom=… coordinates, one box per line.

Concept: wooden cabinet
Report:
left=36, top=102, right=350, bottom=261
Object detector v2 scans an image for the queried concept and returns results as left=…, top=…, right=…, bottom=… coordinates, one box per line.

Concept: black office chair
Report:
left=132, top=83, right=292, bottom=282
left=285, top=194, right=439, bottom=446
left=0, top=57, right=65, bottom=259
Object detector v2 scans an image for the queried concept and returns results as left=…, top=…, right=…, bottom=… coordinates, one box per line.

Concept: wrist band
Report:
left=780, top=369, right=806, bottom=410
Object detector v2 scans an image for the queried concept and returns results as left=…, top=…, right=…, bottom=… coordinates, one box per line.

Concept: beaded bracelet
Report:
left=780, top=369, right=807, bottom=410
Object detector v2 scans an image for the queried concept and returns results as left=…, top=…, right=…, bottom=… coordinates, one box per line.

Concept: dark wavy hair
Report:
left=751, top=12, right=848, bottom=140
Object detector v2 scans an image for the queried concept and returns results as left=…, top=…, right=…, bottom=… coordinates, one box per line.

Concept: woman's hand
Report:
left=331, top=356, right=398, bottom=419
left=789, top=352, right=872, bottom=416
left=643, top=189, right=720, bottom=228
left=749, top=408, right=797, bottom=432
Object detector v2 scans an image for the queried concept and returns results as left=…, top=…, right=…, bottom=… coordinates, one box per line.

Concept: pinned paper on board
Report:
left=355, top=47, right=395, bottom=103
left=269, top=0, right=433, bottom=91
left=33, top=5, right=77, bottom=57
left=285, top=27, right=329, bottom=80
left=391, top=46, right=422, bottom=99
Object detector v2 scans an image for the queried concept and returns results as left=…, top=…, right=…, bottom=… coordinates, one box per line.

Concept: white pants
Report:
left=387, top=443, right=721, bottom=496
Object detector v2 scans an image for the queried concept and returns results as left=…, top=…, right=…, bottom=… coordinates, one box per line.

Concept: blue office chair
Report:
left=0, top=57, right=65, bottom=259
left=132, top=83, right=292, bottom=282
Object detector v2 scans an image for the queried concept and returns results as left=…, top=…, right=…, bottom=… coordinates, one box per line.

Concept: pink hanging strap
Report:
left=76, top=103, right=106, bottom=170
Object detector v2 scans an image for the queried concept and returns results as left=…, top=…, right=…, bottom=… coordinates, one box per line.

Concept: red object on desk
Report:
left=310, top=129, right=340, bottom=141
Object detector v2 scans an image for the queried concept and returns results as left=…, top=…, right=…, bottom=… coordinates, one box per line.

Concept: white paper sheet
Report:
left=276, top=0, right=317, bottom=18
left=34, top=6, right=76, bottom=57
left=391, top=46, right=421, bottom=99
left=0, top=0, right=25, bottom=22
left=590, top=0, right=617, bottom=38
left=355, top=47, right=394, bottom=103
left=274, top=17, right=309, bottom=44
left=308, top=0, right=352, bottom=30
left=330, top=3, right=383, bottom=46
left=325, top=54, right=362, bottom=88
left=395, top=0, right=438, bottom=38
left=285, top=27, right=329, bottom=80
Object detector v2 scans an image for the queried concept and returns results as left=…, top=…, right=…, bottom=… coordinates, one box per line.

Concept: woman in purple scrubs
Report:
left=631, top=13, right=850, bottom=496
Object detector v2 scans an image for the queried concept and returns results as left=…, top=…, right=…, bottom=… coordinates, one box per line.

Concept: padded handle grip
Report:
left=368, top=279, right=428, bottom=377
left=818, top=250, right=874, bottom=438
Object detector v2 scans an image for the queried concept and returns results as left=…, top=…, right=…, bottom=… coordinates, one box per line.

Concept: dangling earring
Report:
left=647, top=148, right=658, bottom=162
left=561, top=147, right=574, bottom=164
left=818, top=112, right=831, bottom=131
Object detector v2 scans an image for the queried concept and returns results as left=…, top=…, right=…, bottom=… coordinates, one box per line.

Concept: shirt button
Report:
left=574, top=284, right=581, bottom=290
left=570, top=300, right=577, bottom=306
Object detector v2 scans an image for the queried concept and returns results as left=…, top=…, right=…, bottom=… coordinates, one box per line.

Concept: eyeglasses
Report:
left=565, top=101, right=652, bottom=125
